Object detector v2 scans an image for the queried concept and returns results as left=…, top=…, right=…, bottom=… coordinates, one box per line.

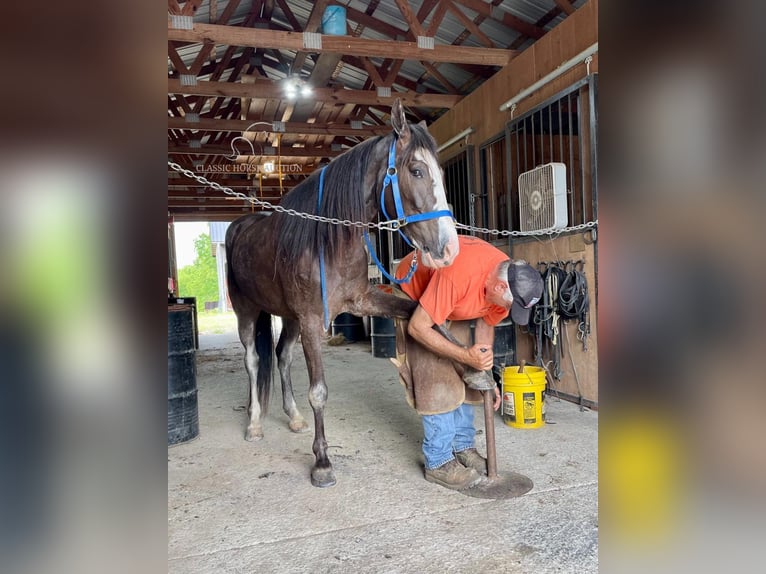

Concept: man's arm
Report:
left=473, top=317, right=495, bottom=350
left=407, top=305, right=494, bottom=371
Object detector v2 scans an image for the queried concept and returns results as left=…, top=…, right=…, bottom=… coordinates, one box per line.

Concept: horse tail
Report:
left=255, top=310, right=274, bottom=415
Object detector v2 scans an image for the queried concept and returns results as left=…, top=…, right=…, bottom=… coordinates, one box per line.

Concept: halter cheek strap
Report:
left=379, top=138, right=453, bottom=245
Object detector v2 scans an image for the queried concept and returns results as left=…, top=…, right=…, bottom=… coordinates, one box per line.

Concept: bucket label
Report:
left=523, top=391, right=536, bottom=424
left=503, top=392, right=515, bottom=421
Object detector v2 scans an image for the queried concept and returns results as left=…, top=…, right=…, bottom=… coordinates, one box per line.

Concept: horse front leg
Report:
left=352, top=286, right=418, bottom=319
left=299, top=316, right=335, bottom=487
left=276, top=318, right=309, bottom=433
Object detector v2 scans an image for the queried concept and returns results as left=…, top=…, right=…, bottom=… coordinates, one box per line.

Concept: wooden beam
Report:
left=274, top=0, right=302, bottom=32
left=553, top=0, right=576, bottom=16
left=181, top=0, right=203, bottom=17
left=420, top=61, right=459, bottom=94
left=290, top=0, right=326, bottom=75
left=452, top=0, right=546, bottom=39
left=168, top=78, right=462, bottom=108
left=447, top=1, right=496, bottom=48
left=358, top=57, right=385, bottom=87
left=167, top=22, right=516, bottom=66
left=425, top=1, right=450, bottom=37
left=393, top=0, right=425, bottom=38
left=169, top=116, right=391, bottom=136
left=169, top=189, right=298, bottom=198
left=343, top=5, right=405, bottom=40
left=168, top=142, right=343, bottom=157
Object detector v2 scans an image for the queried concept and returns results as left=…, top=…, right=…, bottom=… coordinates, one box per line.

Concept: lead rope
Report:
left=558, top=262, right=591, bottom=351
left=317, top=167, right=330, bottom=331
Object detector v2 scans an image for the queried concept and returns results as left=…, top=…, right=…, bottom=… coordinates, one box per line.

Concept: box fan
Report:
left=518, top=162, right=568, bottom=232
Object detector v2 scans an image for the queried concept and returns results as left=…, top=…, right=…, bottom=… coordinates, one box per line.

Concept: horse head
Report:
left=382, top=99, right=459, bottom=269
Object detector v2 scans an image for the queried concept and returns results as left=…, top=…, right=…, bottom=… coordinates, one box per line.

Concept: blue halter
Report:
left=317, top=136, right=453, bottom=330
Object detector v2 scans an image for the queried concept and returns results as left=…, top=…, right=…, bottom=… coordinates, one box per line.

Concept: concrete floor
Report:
left=168, top=330, right=598, bottom=574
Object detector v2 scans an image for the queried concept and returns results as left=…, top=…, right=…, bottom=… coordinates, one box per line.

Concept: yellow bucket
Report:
left=502, top=366, right=546, bottom=429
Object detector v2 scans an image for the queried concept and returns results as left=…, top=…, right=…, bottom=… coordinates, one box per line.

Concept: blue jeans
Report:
left=422, top=403, right=476, bottom=470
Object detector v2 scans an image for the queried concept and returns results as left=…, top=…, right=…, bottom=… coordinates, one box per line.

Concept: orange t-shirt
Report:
left=396, top=235, right=510, bottom=326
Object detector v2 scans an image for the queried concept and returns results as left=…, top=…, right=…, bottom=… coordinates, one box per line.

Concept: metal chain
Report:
left=168, top=160, right=598, bottom=236
left=455, top=220, right=598, bottom=237
left=168, top=161, right=378, bottom=230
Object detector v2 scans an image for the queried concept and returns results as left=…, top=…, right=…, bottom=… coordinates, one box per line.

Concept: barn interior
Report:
left=168, top=1, right=600, bottom=572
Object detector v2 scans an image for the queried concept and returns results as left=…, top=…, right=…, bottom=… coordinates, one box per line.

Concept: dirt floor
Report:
left=168, top=330, right=598, bottom=573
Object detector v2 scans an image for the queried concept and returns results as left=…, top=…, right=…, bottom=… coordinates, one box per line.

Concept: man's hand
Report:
left=466, top=344, right=494, bottom=371
left=493, top=386, right=501, bottom=411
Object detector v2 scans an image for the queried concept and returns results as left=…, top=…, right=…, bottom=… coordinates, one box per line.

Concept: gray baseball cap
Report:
left=507, top=261, right=543, bottom=325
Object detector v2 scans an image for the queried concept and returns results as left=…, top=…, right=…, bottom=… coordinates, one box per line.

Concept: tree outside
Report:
left=177, top=233, right=218, bottom=312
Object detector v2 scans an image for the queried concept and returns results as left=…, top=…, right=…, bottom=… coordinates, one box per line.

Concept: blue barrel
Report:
left=322, top=6, right=347, bottom=36
left=371, top=316, right=396, bottom=358
left=168, top=305, right=199, bottom=445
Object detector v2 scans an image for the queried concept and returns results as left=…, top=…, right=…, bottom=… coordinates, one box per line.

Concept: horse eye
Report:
left=410, top=168, right=423, bottom=178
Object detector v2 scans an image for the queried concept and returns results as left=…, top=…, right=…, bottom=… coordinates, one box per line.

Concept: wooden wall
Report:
left=430, top=0, right=599, bottom=405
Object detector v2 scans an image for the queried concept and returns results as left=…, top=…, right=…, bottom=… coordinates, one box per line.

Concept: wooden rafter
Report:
left=420, top=62, right=459, bottom=94
left=393, top=0, right=425, bottom=38
left=168, top=141, right=342, bottom=157
left=447, top=1, right=495, bottom=48
left=169, top=116, right=391, bottom=136
left=169, top=78, right=461, bottom=108
left=425, top=1, right=450, bottom=37
left=167, top=22, right=516, bottom=66
left=289, top=0, right=327, bottom=75
left=553, top=0, right=577, bottom=16
left=452, top=0, right=545, bottom=39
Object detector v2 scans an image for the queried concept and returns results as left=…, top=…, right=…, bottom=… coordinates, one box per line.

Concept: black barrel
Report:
left=492, top=317, right=516, bottom=367
left=168, top=305, right=199, bottom=445
left=331, top=312, right=366, bottom=342
left=471, top=317, right=516, bottom=384
left=371, top=316, right=396, bottom=358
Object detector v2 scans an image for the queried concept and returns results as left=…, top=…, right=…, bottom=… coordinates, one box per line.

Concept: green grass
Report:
left=196, top=310, right=238, bottom=334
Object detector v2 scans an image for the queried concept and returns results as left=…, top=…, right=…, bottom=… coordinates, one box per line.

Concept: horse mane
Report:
left=275, top=134, right=382, bottom=265
left=275, top=122, right=438, bottom=268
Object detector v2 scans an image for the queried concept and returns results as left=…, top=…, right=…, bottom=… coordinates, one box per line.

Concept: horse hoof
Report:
left=310, top=466, right=336, bottom=488
left=462, top=369, right=495, bottom=391
left=245, top=426, right=264, bottom=441
left=288, top=418, right=309, bottom=433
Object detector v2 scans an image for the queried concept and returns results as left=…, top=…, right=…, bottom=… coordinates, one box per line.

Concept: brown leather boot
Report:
left=455, top=448, right=488, bottom=475
left=424, top=458, right=482, bottom=490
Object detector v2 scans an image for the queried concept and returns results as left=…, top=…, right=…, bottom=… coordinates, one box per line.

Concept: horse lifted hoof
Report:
left=288, top=418, right=310, bottom=433
left=245, top=425, right=264, bottom=441
left=462, top=369, right=495, bottom=391
left=311, top=465, right=337, bottom=488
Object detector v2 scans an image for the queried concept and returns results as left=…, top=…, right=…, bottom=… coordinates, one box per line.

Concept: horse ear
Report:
left=391, top=99, right=410, bottom=144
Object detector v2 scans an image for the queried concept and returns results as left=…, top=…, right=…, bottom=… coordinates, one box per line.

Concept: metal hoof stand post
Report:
left=460, top=389, right=534, bottom=499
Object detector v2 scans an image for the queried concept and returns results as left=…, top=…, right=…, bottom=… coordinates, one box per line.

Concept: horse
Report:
left=225, top=99, right=459, bottom=487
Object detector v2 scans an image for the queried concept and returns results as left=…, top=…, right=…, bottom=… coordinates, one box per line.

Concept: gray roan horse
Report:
left=225, top=100, right=459, bottom=487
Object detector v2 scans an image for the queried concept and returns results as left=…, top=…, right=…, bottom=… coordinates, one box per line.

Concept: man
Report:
left=394, top=235, right=543, bottom=490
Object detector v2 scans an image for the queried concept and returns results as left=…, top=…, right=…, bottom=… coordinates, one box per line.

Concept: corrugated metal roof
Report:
left=171, top=0, right=586, bottom=91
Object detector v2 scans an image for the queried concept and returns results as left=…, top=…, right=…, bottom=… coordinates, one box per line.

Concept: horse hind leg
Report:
left=276, top=318, right=309, bottom=434
left=237, top=313, right=264, bottom=441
